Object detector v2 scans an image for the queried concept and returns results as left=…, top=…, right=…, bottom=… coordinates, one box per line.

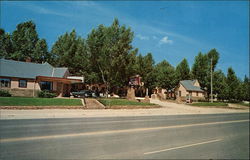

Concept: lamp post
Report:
left=210, top=58, right=213, bottom=103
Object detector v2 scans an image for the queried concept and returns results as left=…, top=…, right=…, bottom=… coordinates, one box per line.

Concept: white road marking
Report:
left=144, top=139, right=222, bottom=155
left=0, top=119, right=248, bottom=143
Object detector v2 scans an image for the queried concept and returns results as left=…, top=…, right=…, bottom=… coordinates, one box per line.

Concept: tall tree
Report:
left=11, top=21, right=39, bottom=61
left=226, top=67, right=239, bottom=101
left=135, top=53, right=155, bottom=95
left=207, top=48, right=220, bottom=71
left=242, top=75, right=250, bottom=101
left=191, top=49, right=220, bottom=98
left=191, top=52, right=209, bottom=90
left=175, top=58, right=190, bottom=82
left=154, top=60, right=176, bottom=93
left=86, top=18, right=134, bottom=93
left=0, top=28, right=13, bottom=59
left=213, top=70, right=227, bottom=100
left=51, top=29, right=89, bottom=75
left=33, top=39, right=51, bottom=63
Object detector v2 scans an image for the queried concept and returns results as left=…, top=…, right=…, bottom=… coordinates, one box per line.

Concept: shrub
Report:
left=38, top=90, right=56, bottom=98
left=198, top=99, right=209, bottom=102
left=0, top=90, right=12, bottom=97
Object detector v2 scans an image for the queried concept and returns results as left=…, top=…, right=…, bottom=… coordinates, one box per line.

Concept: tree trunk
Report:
left=98, top=64, right=109, bottom=98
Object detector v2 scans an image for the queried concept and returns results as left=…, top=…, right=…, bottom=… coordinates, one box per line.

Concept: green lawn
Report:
left=98, top=98, right=154, bottom=106
left=190, top=102, right=228, bottom=107
left=0, top=97, right=82, bottom=106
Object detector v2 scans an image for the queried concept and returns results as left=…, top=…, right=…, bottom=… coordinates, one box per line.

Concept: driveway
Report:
left=150, top=99, right=249, bottom=114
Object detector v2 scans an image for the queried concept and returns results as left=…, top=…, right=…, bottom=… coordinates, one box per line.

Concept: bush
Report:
left=198, top=99, right=209, bottom=102
left=38, top=90, right=56, bottom=98
left=0, top=90, right=12, bottom=97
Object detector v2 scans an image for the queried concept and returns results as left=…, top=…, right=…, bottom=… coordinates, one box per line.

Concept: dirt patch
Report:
left=104, top=105, right=162, bottom=109
left=0, top=106, right=84, bottom=110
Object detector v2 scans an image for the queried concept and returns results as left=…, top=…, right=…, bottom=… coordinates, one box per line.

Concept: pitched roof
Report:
left=0, top=59, right=68, bottom=79
left=180, top=80, right=204, bottom=92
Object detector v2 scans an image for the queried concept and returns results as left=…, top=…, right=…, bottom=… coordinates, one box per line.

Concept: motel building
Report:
left=0, top=58, right=84, bottom=97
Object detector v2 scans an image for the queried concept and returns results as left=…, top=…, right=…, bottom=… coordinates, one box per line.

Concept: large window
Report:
left=19, top=80, right=27, bottom=88
left=0, top=78, right=11, bottom=88
left=40, top=81, right=53, bottom=90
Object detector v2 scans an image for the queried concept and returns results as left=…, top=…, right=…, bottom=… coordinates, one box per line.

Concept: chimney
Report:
left=25, top=57, right=32, bottom=62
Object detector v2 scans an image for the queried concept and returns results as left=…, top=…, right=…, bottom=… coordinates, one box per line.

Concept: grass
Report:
left=0, top=97, right=82, bottom=106
left=190, top=102, right=228, bottom=107
left=98, top=98, right=155, bottom=106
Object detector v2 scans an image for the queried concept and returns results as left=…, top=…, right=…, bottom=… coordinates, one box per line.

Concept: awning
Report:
left=36, top=76, right=82, bottom=84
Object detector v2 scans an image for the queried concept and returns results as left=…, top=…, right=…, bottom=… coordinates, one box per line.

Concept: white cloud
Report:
left=159, top=36, right=173, bottom=45
left=136, top=34, right=149, bottom=40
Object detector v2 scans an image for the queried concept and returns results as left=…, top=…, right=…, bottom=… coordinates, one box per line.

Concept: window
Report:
left=19, top=80, right=27, bottom=88
left=40, top=81, right=53, bottom=90
left=179, top=91, right=181, bottom=97
left=196, top=92, right=198, bottom=96
left=0, top=78, right=11, bottom=88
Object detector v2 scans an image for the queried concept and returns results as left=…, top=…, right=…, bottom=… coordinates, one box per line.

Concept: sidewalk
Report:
left=0, top=100, right=248, bottom=120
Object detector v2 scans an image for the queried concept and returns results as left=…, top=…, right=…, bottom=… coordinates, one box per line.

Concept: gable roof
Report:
left=0, top=59, right=68, bottom=79
left=180, top=80, right=204, bottom=92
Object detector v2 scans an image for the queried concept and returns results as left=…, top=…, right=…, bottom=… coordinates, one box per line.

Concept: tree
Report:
left=226, top=67, right=240, bottom=101
left=154, top=60, right=176, bottom=93
left=0, top=28, right=13, bottom=59
left=51, top=29, right=89, bottom=76
left=86, top=18, right=134, bottom=94
left=33, top=39, right=51, bottom=63
left=191, top=49, right=220, bottom=99
left=207, top=48, right=220, bottom=71
left=135, top=53, right=155, bottom=96
left=191, top=52, right=209, bottom=90
left=11, top=21, right=39, bottom=61
left=175, top=58, right=190, bottom=82
left=242, top=75, right=250, bottom=101
left=213, top=70, right=227, bottom=100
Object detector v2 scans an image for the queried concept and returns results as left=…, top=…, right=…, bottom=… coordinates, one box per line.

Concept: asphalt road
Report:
left=0, top=113, right=249, bottom=159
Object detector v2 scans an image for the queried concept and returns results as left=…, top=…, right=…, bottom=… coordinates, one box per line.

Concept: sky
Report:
left=1, top=1, right=249, bottom=79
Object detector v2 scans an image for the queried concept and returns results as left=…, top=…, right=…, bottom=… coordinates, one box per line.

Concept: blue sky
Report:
left=1, top=1, right=249, bottom=79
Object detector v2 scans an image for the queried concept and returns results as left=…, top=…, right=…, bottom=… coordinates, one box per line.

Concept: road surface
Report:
left=0, top=113, right=249, bottom=159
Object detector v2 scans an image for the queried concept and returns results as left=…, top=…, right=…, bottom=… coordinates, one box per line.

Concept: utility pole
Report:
left=211, top=58, right=213, bottom=103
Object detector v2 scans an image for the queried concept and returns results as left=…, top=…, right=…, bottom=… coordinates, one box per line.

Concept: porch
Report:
left=36, top=76, right=83, bottom=97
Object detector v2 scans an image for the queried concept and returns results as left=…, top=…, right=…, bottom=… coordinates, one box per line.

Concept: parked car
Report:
left=71, top=90, right=97, bottom=98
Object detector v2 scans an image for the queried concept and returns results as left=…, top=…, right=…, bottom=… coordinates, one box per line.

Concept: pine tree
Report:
left=176, top=58, right=190, bottom=82
left=226, top=67, right=239, bottom=101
